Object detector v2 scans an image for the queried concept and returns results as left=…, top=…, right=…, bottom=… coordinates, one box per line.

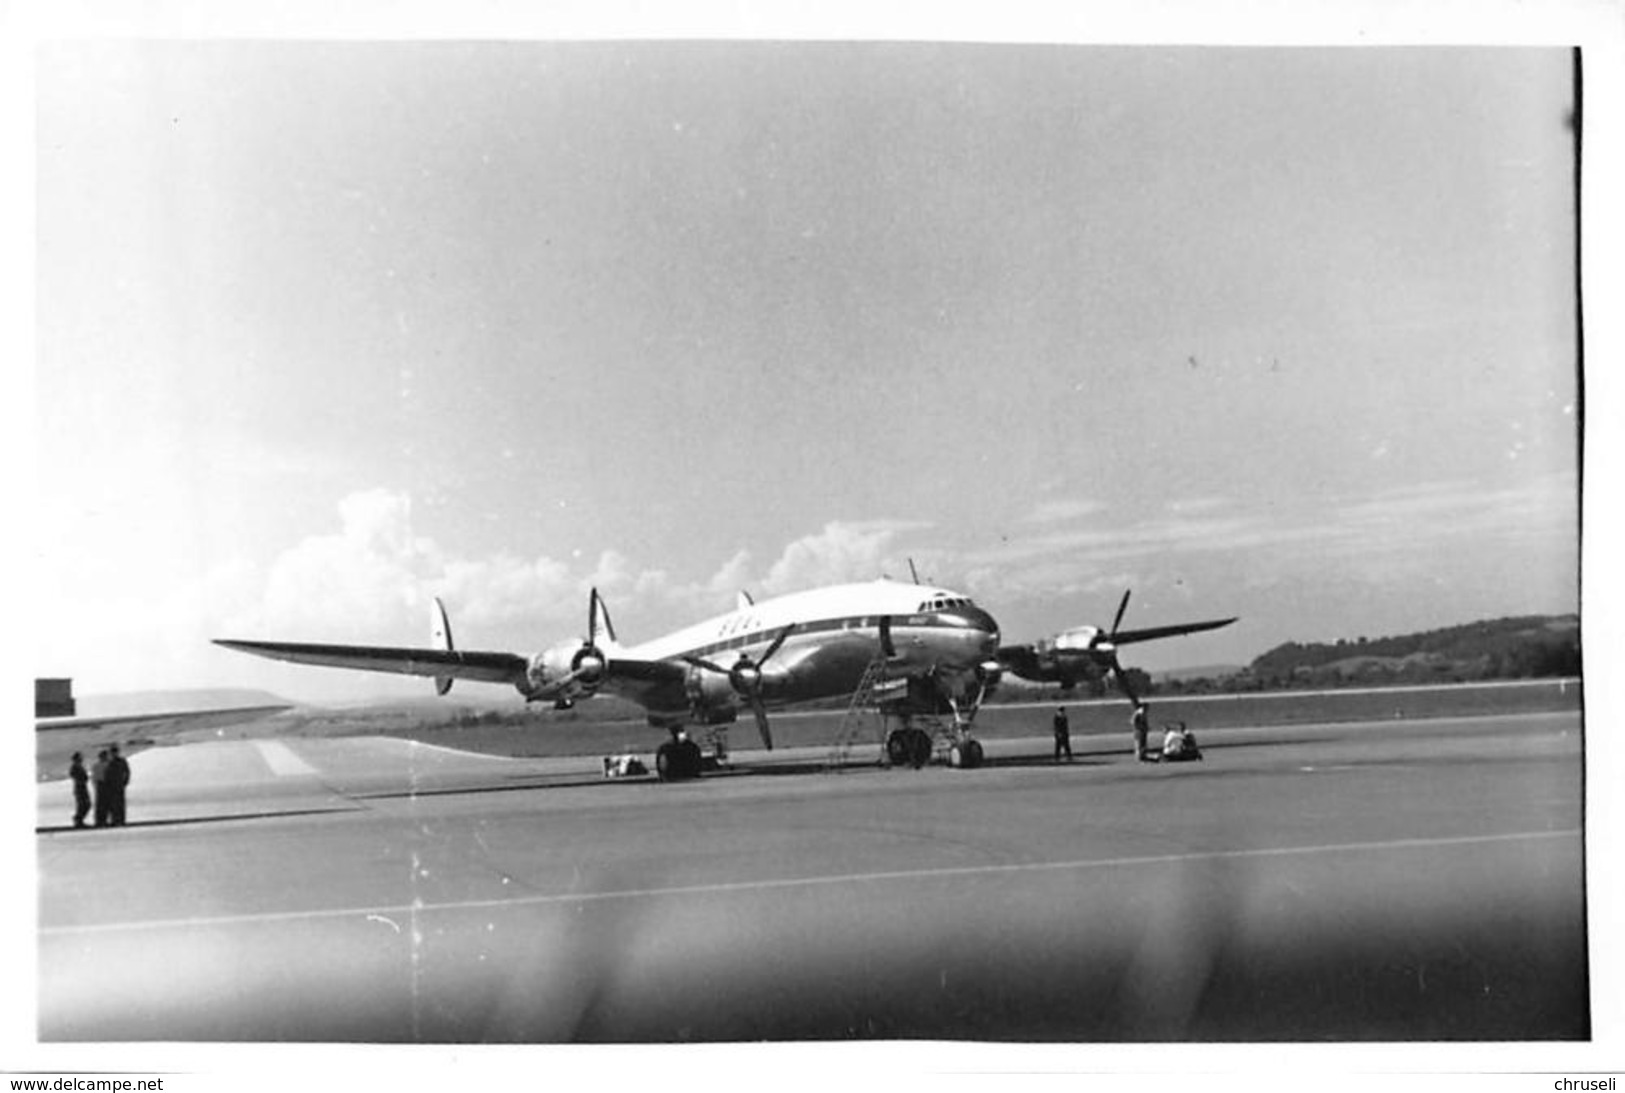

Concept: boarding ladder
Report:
left=825, top=657, right=890, bottom=772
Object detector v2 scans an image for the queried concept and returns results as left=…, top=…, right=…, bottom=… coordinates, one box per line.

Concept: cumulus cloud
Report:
left=760, top=520, right=920, bottom=595
left=258, top=488, right=440, bottom=637
left=231, top=488, right=587, bottom=643
left=225, top=495, right=938, bottom=651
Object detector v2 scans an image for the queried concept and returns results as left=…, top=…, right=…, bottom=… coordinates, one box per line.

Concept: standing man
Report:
left=91, top=749, right=111, bottom=827
left=1131, top=702, right=1151, bottom=761
left=106, top=744, right=131, bottom=827
left=1052, top=705, right=1073, bottom=763
left=69, top=752, right=91, bottom=829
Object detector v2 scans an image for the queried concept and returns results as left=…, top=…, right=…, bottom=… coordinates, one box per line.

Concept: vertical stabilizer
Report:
left=431, top=597, right=455, bottom=696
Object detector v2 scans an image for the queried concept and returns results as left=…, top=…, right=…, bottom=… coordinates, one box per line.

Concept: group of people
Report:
left=68, top=746, right=131, bottom=828
left=1051, top=701, right=1202, bottom=764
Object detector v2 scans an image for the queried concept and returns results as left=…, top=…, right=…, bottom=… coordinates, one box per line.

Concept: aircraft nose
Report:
left=956, top=606, right=1000, bottom=653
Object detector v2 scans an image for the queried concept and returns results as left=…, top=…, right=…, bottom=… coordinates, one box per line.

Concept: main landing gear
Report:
left=885, top=726, right=934, bottom=769
left=883, top=722, right=985, bottom=770
left=654, top=729, right=704, bottom=781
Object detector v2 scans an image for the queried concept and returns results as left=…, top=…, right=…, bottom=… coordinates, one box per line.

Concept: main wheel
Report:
left=885, top=731, right=911, bottom=767
left=679, top=738, right=704, bottom=778
left=655, top=742, right=678, bottom=781
left=966, top=739, right=984, bottom=768
left=906, top=728, right=933, bottom=769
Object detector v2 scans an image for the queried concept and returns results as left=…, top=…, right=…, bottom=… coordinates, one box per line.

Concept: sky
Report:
left=31, top=39, right=1583, bottom=704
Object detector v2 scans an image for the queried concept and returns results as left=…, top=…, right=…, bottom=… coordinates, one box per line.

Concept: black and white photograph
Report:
left=10, top=1, right=1620, bottom=1086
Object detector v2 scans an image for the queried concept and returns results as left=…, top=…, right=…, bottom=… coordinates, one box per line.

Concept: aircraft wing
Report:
left=213, top=639, right=531, bottom=686
left=212, top=638, right=692, bottom=707
left=1109, top=617, right=1239, bottom=645
left=36, top=704, right=294, bottom=783
left=37, top=704, right=291, bottom=734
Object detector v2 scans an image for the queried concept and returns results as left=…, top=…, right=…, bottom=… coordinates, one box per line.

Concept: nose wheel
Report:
left=947, top=736, right=984, bottom=769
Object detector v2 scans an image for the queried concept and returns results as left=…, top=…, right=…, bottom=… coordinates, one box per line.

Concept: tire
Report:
left=679, top=739, right=704, bottom=779
left=886, top=731, right=910, bottom=767
left=965, top=739, right=984, bottom=769
left=907, top=729, right=932, bottom=769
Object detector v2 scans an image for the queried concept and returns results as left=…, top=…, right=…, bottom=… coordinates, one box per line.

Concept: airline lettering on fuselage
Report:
left=679, top=610, right=989, bottom=663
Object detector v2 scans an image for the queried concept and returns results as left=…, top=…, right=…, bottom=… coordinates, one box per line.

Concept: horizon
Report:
left=66, top=603, right=1581, bottom=708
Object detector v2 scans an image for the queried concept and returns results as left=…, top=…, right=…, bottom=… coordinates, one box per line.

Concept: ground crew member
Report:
left=92, top=749, right=111, bottom=827
left=69, top=752, right=91, bottom=829
left=1163, top=724, right=1186, bottom=760
left=107, top=744, right=131, bottom=827
left=1053, top=705, right=1072, bottom=763
left=1162, top=724, right=1202, bottom=762
left=1132, top=702, right=1151, bottom=761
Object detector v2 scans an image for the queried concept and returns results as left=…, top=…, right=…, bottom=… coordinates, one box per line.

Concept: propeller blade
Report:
left=748, top=694, right=774, bottom=750
left=757, top=625, right=794, bottom=666
left=681, top=655, right=731, bottom=675
left=879, top=615, right=896, bottom=659
left=1110, top=657, right=1139, bottom=705
left=1110, top=589, right=1132, bottom=638
left=587, top=587, right=599, bottom=646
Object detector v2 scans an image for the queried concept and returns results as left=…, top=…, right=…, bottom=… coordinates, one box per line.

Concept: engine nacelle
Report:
left=684, top=663, right=737, bottom=720
left=975, top=659, right=1004, bottom=698
left=521, top=638, right=604, bottom=702
left=1050, top=626, right=1104, bottom=653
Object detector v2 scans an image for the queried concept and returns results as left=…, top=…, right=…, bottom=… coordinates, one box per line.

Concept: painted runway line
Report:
left=252, top=740, right=318, bottom=777
left=42, top=827, right=1579, bottom=938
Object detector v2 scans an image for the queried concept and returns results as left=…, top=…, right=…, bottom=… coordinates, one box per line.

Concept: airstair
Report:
left=825, top=657, right=890, bottom=772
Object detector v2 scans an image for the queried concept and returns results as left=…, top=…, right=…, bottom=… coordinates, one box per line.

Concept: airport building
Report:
left=36, top=677, right=75, bottom=718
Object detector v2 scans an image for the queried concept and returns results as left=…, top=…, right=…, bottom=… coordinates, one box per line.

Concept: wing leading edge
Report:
left=211, top=638, right=691, bottom=708
left=1108, top=617, right=1239, bottom=646
left=212, top=639, right=531, bottom=686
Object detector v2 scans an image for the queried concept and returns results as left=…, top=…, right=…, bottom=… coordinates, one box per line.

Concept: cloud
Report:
left=760, top=520, right=922, bottom=595
left=258, top=488, right=440, bottom=639
left=1163, top=496, right=1230, bottom=515
left=1022, top=497, right=1105, bottom=524
left=228, top=497, right=936, bottom=651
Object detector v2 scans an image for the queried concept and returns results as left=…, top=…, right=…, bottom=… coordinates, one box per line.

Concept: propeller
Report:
left=559, top=587, right=610, bottom=689
left=684, top=625, right=794, bottom=750
left=1096, top=589, right=1139, bottom=704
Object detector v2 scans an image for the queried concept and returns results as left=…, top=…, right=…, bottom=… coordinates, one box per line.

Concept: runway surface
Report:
left=37, top=710, right=1586, bottom=1042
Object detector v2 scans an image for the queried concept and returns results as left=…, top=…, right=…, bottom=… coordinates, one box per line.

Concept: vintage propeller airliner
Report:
left=217, top=579, right=1234, bottom=780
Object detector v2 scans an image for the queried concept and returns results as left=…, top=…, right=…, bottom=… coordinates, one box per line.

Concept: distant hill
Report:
left=1155, top=664, right=1244, bottom=684
left=75, top=688, right=293, bottom=716
left=1244, top=615, right=1579, bottom=689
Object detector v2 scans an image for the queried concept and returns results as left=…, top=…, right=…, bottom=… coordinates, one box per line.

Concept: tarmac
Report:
left=36, top=709, right=1586, bottom=1041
